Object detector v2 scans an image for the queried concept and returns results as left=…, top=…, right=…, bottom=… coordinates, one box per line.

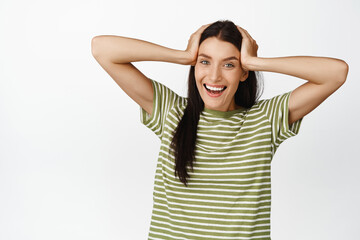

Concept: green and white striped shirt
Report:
left=140, top=78, right=303, bottom=240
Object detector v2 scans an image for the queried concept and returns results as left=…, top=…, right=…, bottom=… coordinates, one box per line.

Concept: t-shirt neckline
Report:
left=203, top=106, right=246, bottom=117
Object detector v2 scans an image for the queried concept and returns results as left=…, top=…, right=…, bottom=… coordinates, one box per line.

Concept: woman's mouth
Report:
left=203, top=84, right=227, bottom=97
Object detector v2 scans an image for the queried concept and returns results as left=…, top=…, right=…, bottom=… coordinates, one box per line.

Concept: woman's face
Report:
left=194, top=37, right=248, bottom=112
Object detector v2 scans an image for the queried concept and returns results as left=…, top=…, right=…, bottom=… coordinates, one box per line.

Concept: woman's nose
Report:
left=209, top=66, right=222, bottom=81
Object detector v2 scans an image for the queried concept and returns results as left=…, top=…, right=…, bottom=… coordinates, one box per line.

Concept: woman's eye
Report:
left=225, top=63, right=234, bottom=68
left=200, top=60, right=234, bottom=68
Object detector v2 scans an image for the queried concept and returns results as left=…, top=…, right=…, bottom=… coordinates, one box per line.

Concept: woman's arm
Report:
left=246, top=56, right=348, bottom=125
left=236, top=26, right=349, bottom=126
left=91, top=24, right=211, bottom=65
left=91, top=35, right=189, bottom=116
left=91, top=24, right=209, bottom=116
left=245, top=56, right=348, bottom=85
left=91, top=35, right=189, bottom=64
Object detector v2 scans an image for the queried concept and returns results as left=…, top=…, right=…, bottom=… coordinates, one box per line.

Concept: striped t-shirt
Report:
left=140, top=78, right=303, bottom=240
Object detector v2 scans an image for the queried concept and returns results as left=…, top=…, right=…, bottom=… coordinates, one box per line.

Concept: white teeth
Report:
left=205, top=84, right=225, bottom=91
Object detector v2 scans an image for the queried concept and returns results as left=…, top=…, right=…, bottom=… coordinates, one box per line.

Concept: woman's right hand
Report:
left=183, top=23, right=211, bottom=66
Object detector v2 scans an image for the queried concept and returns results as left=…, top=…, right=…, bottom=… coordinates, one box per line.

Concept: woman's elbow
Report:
left=335, top=59, right=349, bottom=85
left=91, top=36, right=103, bottom=58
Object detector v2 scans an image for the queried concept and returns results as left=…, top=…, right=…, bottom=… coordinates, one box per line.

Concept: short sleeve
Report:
left=261, top=90, right=303, bottom=154
left=140, top=78, right=184, bottom=139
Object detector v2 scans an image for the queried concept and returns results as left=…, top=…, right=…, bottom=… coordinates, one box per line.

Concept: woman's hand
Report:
left=183, top=23, right=211, bottom=65
left=236, top=25, right=259, bottom=72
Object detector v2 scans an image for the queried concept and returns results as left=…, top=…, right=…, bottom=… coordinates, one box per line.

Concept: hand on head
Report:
left=184, top=23, right=212, bottom=66
left=236, top=25, right=259, bottom=71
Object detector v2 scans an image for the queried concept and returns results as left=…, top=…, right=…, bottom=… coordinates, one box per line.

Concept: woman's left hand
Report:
left=236, top=25, right=258, bottom=72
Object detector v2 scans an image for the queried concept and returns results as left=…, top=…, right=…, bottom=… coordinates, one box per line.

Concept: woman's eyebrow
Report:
left=198, top=53, right=239, bottom=61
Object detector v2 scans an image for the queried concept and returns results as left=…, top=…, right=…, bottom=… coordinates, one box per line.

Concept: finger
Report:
left=238, top=26, right=250, bottom=38
left=236, top=25, right=248, bottom=39
left=237, top=25, right=252, bottom=40
left=198, top=23, right=211, bottom=32
left=243, top=31, right=256, bottom=44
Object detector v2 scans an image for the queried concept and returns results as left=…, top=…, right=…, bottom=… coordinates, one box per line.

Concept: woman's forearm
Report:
left=91, top=35, right=189, bottom=65
left=246, top=56, right=349, bottom=85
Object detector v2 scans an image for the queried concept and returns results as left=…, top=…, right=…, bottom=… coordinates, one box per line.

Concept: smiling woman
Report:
left=195, top=37, right=249, bottom=112
left=91, top=19, right=347, bottom=240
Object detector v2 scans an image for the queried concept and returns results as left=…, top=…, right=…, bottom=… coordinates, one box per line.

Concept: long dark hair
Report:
left=170, top=20, right=264, bottom=187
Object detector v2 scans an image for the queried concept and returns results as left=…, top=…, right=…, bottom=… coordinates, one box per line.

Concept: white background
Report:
left=1, top=0, right=359, bottom=239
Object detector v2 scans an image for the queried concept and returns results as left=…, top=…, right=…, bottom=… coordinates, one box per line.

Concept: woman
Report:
left=91, top=20, right=348, bottom=240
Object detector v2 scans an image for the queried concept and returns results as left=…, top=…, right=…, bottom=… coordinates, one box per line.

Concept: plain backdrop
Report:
left=0, top=0, right=359, bottom=239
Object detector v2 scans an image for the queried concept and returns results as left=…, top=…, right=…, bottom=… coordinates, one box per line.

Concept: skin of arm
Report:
left=90, top=35, right=191, bottom=115
left=91, top=35, right=190, bottom=65
left=236, top=26, right=349, bottom=125
left=245, top=56, right=348, bottom=85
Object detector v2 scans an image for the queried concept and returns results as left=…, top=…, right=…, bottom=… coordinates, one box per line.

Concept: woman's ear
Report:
left=240, top=70, right=249, bottom=82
